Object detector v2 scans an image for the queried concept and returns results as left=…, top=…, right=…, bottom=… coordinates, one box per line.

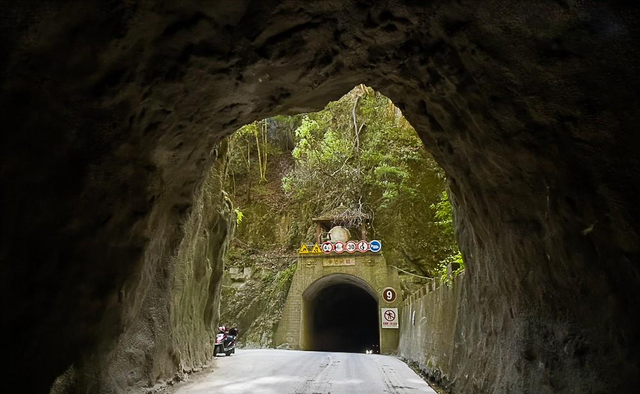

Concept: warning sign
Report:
left=311, top=243, right=322, bottom=254
left=298, top=244, right=310, bottom=254
left=381, top=308, right=399, bottom=329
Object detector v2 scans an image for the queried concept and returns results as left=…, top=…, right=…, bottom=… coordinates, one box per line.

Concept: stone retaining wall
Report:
left=398, top=273, right=466, bottom=391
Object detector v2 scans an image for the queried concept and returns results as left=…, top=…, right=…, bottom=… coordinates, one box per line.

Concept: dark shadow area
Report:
left=308, top=283, right=379, bottom=353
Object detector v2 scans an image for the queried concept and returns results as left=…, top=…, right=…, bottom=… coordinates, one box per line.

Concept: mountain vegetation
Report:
left=220, top=86, right=462, bottom=346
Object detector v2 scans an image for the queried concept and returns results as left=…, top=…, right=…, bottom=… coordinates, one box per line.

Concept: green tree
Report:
left=431, top=191, right=465, bottom=285
left=283, top=86, right=425, bottom=222
left=225, top=85, right=462, bottom=280
left=282, top=86, right=460, bottom=275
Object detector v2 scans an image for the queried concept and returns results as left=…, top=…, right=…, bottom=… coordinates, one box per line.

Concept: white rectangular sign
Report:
left=381, top=308, right=399, bottom=329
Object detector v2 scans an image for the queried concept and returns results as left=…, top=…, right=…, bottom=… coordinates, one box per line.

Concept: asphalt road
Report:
left=174, top=349, right=437, bottom=394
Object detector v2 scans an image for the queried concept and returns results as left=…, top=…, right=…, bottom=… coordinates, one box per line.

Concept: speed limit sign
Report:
left=382, top=287, right=397, bottom=303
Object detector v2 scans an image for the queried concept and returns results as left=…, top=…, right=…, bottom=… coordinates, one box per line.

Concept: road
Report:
left=174, top=349, right=437, bottom=394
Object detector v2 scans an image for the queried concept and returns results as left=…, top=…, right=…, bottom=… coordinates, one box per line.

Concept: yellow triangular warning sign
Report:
left=311, top=243, right=322, bottom=254
left=298, top=244, right=310, bottom=254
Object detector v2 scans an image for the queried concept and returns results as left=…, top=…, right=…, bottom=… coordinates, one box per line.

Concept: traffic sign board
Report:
left=357, top=240, right=369, bottom=253
left=334, top=242, right=345, bottom=254
left=382, top=287, right=397, bottom=303
left=346, top=241, right=357, bottom=253
left=321, top=242, right=333, bottom=254
left=298, top=244, right=310, bottom=254
left=381, top=307, right=398, bottom=329
left=369, top=240, right=382, bottom=253
left=311, top=243, right=322, bottom=254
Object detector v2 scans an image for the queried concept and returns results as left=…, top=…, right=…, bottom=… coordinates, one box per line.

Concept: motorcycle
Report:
left=214, top=326, right=238, bottom=357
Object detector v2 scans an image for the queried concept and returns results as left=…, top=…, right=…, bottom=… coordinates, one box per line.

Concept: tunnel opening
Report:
left=301, top=274, right=382, bottom=354
left=3, top=2, right=639, bottom=393
left=307, top=283, right=379, bottom=353
left=220, top=85, right=461, bottom=353
left=224, top=88, right=461, bottom=271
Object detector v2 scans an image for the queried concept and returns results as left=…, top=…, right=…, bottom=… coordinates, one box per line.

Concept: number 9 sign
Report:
left=382, top=287, right=397, bottom=303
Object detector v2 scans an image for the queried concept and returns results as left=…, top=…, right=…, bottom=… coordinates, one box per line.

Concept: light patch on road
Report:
left=175, top=349, right=437, bottom=394
left=183, top=375, right=301, bottom=394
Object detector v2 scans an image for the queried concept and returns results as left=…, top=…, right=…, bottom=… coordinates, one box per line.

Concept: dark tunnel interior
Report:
left=307, top=284, right=379, bottom=353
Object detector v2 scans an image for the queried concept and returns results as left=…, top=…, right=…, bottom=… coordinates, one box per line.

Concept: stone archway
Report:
left=2, top=2, right=639, bottom=393
left=302, top=274, right=380, bottom=353
left=275, top=253, right=402, bottom=354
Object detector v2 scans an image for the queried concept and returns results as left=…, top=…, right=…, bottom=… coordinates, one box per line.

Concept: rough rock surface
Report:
left=1, top=1, right=639, bottom=393
left=48, top=141, right=235, bottom=393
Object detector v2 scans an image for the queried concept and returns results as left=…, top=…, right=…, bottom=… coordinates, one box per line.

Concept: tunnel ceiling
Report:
left=1, top=1, right=639, bottom=393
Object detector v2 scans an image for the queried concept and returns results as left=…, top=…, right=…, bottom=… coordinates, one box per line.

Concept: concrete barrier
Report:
left=398, top=273, right=466, bottom=389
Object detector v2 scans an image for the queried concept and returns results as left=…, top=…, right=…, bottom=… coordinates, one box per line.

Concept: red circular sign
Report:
left=322, top=242, right=334, bottom=254
left=334, top=242, right=345, bottom=254
left=357, top=240, right=369, bottom=253
left=346, top=241, right=357, bottom=253
left=384, top=309, right=396, bottom=321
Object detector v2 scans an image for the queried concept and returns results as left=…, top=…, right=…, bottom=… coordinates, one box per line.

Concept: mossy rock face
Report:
left=221, top=263, right=297, bottom=348
left=235, top=202, right=299, bottom=251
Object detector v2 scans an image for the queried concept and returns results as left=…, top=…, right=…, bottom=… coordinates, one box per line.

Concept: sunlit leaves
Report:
left=284, top=87, right=430, bottom=216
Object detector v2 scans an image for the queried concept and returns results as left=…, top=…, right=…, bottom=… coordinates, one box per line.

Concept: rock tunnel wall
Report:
left=1, top=1, right=639, bottom=393
left=49, top=142, right=235, bottom=393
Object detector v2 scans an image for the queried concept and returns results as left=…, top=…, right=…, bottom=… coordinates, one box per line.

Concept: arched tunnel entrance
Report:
left=2, top=2, right=640, bottom=393
left=307, top=284, right=379, bottom=353
left=302, top=274, right=380, bottom=353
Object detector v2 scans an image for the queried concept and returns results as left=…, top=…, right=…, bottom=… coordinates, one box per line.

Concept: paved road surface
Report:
left=175, top=349, right=436, bottom=394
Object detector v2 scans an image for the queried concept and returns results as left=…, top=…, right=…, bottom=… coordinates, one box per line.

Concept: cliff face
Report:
left=1, top=1, right=639, bottom=393
left=49, top=142, right=235, bottom=393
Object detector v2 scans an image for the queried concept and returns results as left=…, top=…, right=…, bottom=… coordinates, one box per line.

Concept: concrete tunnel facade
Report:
left=275, top=252, right=403, bottom=354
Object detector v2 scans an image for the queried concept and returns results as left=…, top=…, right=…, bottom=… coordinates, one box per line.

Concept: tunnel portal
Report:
left=276, top=255, right=402, bottom=355
left=307, top=283, right=379, bottom=353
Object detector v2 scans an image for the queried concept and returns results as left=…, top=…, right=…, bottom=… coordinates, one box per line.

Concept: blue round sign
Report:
left=369, top=240, right=382, bottom=253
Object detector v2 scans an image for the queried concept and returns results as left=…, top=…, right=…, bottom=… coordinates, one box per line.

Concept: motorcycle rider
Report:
left=214, top=325, right=239, bottom=356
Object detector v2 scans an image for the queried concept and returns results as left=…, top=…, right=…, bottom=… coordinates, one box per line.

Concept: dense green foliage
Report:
left=283, top=86, right=425, bottom=225
left=431, top=191, right=465, bottom=285
left=220, top=85, right=464, bottom=345
left=225, top=85, right=462, bottom=283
